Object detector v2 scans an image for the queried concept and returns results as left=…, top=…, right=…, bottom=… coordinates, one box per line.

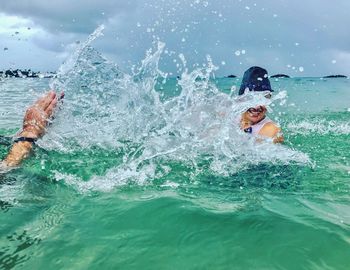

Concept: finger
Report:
left=36, top=91, right=56, bottom=110
left=45, top=97, right=58, bottom=117
left=35, top=91, right=54, bottom=109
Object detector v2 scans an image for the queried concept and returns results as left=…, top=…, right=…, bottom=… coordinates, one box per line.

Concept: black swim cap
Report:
left=238, top=66, right=274, bottom=95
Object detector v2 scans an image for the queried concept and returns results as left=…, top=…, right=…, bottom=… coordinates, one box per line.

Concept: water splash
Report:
left=39, top=26, right=311, bottom=192
left=287, top=120, right=350, bottom=135
left=50, top=24, right=106, bottom=91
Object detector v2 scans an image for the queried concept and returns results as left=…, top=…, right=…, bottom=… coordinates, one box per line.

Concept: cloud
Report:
left=0, top=0, right=350, bottom=76
left=0, top=1, right=139, bottom=34
left=0, top=13, right=35, bottom=35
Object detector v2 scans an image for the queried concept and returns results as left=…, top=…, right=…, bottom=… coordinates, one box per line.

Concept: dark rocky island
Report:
left=226, top=74, right=237, bottom=78
left=0, top=69, right=56, bottom=78
left=270, top=74, right=290, bottom=78
left=323, top=75, right=347, bottom=78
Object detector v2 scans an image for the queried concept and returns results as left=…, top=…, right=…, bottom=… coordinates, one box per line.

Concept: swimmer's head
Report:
left=238, top=66, right=274, bottom=96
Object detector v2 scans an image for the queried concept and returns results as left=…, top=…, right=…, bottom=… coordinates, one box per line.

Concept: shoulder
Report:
left=259, top=121, right=282, bottom=138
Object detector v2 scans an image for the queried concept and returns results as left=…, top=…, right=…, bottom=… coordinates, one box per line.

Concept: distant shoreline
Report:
left=1, top=69, right=348, bottom=79
left=0, top=69, right=56, bottom=78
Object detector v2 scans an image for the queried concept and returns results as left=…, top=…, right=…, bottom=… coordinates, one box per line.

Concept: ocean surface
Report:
left=1, top=35, right=350, bottom=269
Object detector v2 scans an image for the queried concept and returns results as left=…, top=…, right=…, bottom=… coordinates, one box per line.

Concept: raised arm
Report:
left=2, top=91, right=62, bottom=167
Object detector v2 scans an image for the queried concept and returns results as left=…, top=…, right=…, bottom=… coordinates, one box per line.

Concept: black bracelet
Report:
left=13, top=137, right=38, bottom=144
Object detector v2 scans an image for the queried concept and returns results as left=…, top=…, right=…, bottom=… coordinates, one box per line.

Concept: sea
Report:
left=0, top=28, right=350, bottom=270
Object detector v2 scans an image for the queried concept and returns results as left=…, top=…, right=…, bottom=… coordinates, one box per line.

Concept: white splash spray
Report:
left=39, top=26, right=311, bottom=192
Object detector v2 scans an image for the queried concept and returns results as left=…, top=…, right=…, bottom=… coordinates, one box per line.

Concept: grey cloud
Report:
left=1, top=0, right=350, bottom=76
left=0, top=0, right=140, bottom=34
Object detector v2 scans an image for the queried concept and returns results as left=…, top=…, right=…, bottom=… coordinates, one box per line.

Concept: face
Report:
left=244, top=105, right=267, bottom=124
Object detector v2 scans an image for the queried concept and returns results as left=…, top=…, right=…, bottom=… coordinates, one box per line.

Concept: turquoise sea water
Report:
left=1, top=40, right=350, bottom=269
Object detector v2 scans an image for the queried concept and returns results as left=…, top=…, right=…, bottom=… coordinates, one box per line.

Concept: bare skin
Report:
left=240, top=106, right=284, bottom=143
left=2, top=91, right=62, bottom=167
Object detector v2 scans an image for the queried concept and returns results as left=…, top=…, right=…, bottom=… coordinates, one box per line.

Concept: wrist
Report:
left=19, top=130, right=39, bottom=139
left=13, top=130, right=39, bottom=145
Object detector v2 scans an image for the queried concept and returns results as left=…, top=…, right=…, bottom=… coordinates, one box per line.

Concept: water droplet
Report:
left=234, top=50, right=241, bottom=56
left=299, top=66, right=304, bottom=72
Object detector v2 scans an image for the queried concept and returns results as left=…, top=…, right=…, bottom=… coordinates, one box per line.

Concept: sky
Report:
left=0, top=0, right=349, bottom=77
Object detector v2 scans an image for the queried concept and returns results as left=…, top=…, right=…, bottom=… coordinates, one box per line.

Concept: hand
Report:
left=240, top=112, right=251, bottom=130
left=2, top=91, right=63, bottom=168
left=20, top=91, right=63, bottom=138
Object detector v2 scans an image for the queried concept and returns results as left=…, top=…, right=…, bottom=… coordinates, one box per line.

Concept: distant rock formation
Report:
left=0, top=69, right=56, bottom=78
left=226, top=74, right=237, bottom=78
left=270, top=74, right=290, bottom=78
left=323, top=75, right=347, bottom=78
